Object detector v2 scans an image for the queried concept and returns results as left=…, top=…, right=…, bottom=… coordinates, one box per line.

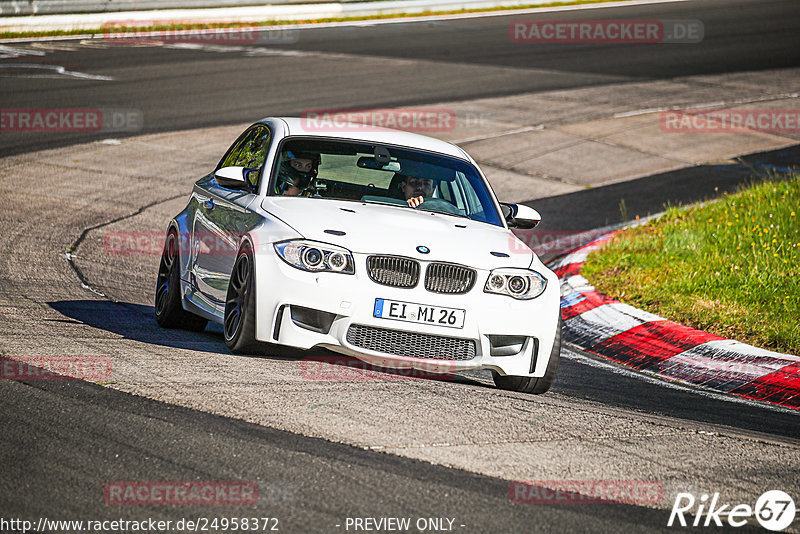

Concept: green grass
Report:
left=0, top=0, right=634, bottom=39
left=582, top=173, right=800, bottom=355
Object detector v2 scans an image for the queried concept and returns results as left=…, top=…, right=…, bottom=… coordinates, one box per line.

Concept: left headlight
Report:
left=484, top=268, right=547, bottom=299
left=274, top=240, right=355, bottom=274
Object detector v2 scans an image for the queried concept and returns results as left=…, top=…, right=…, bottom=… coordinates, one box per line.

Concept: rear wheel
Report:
left=155, top=230, right=208, bottom=331
left=492, top=319, right=561, bottom=395
left=224, top=242, right=259, bottom=353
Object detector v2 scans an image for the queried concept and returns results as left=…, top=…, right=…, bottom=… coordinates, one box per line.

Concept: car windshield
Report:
left=268, top=137, right=503, bottom=227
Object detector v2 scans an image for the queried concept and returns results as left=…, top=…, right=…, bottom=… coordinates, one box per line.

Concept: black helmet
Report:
left=276, top=151, right=320, bottom=193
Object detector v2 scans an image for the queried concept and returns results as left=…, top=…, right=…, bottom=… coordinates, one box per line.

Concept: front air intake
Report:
left=346, top=324, right=477, bottom=361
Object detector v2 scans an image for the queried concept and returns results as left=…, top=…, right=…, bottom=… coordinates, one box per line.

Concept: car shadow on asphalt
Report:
left=47, top=299, right=484, bottom=387
left=49, top=299, right=235, bottom=356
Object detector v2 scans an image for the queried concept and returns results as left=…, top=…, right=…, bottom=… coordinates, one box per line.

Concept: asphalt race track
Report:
left=1, top=0, right=799, bottom=532
left=1, top=0, right=799, bottom=156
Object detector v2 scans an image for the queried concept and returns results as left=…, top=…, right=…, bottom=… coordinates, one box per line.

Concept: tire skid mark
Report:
left=66, top=193, right=184, bottom=299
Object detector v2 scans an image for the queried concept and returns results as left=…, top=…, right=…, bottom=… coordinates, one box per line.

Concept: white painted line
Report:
left=453, top=124, right=544, bottom=145
left=614, top=92, right=800, bottom=118
left=0, top=63, right=113, bottom=80
left=0, top=45, right=46, bottom=58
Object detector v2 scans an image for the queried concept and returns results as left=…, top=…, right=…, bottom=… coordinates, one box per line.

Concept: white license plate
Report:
left=373, top=298, right=465, bottom=329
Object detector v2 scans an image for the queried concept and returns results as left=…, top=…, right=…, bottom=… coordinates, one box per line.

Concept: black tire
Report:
left=224, top=242, right=259, bottom=354
left=492, top=319, right=561, bottom=395
left=155, top=230, right=208, bottom=331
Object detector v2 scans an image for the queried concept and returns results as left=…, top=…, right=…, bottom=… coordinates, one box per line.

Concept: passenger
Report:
left=276, top=151, right=319, bottom=196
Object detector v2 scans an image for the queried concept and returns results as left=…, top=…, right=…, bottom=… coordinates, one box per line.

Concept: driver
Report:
left=276, top=151, right=320, bottom=196
left=399, top=175, right=435, bottom=207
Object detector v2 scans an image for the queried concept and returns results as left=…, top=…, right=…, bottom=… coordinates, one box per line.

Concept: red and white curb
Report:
left=547, top=232, right=800, bottom=410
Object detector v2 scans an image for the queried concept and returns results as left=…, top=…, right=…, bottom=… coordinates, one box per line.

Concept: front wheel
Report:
left=224, top=242, right=259, bottom=353
left=492, top=319, right=561, bottom=395
left=155, top=230, right=208, bottom=331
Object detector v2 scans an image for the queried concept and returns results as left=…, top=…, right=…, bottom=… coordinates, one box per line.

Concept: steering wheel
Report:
left=416, top=198, right=463, bottom=216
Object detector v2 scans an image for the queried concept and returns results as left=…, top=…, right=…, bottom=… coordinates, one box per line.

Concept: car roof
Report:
left=268, top=117, right=471, bottom=161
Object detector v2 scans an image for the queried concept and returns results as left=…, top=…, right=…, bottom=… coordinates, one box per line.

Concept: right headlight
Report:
left=274, top=240, right=355, bottom=274
left=484, top=269, right=547, bottom=300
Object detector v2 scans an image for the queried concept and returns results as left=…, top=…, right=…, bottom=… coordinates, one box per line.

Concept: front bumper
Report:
left=253, top=248, right=561, bottom=377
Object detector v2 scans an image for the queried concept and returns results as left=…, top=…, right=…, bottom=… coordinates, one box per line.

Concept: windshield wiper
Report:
left=416, top=207, right=469, bottom=219
left=360, top=195, right=408, bottom=207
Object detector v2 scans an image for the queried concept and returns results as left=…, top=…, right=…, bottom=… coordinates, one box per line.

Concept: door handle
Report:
left=203, top=198, right=215, bottom=211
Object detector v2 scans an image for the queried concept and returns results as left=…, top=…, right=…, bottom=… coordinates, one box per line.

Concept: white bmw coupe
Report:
left=155, top=117, right=562, bottom=394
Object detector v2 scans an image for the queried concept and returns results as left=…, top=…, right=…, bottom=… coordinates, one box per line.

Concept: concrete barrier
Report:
left=0, top=0, right=566, bottom=32
left=0, top=0, right=551, bottom=17
left=1, top=0, right=331, bottom=16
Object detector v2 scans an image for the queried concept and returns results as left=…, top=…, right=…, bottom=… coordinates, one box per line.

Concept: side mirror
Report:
left=214, top=166, right=253, bottom=189
left=500, top=202, right=541, bottom=229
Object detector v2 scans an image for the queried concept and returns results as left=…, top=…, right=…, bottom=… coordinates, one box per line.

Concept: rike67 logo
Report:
left=668, top=490, right=796, bottom=531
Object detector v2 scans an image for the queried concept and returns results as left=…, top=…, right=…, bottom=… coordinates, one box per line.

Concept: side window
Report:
left=235, top=126, right=271, bottom=187
left=219, top=132, right=249, bottom=169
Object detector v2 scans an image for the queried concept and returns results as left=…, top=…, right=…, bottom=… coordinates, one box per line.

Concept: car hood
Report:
left=261, top=197, right=534, bottom=270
